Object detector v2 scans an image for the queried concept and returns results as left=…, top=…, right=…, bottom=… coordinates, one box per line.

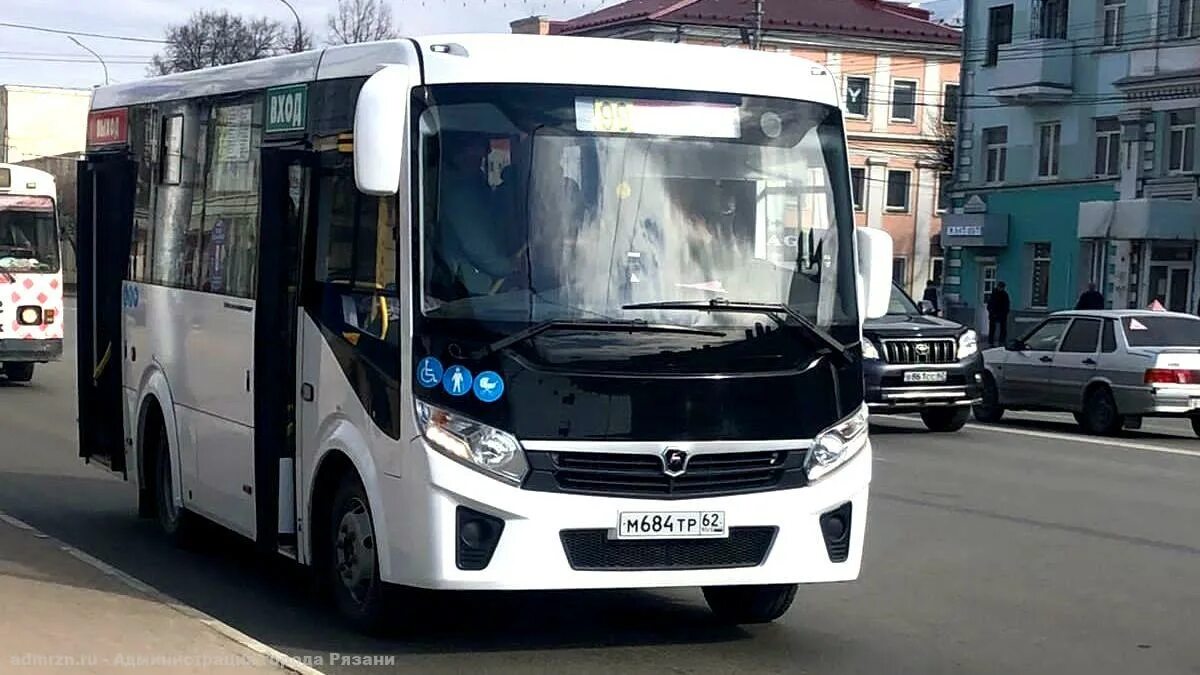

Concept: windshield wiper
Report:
left=471, top=319, right=725, bottom=359
left=622, top=299, right=852, bottom=362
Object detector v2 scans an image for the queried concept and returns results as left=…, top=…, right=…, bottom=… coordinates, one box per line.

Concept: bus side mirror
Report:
left=856, top=227, right=893, bottom=320
left=354, top=64, right=413, bottom=196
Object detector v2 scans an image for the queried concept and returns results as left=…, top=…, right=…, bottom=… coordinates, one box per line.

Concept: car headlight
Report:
left=806, top=405, right=869, bottom=482
left=861, top=339, right=880, bottom=360
left=958, top=329, right=978, bottom=359
left=415, top=401, right=528, bottom=484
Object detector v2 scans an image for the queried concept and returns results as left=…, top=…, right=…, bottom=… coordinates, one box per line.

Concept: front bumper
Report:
left=379, top=438, right=872, bottom=590
left=864, top=352, right=985, bottom=414
left=0, top=338, right=63, bottom=363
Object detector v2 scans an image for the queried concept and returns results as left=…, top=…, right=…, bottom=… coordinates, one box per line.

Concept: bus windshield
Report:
left=416, top=84, right=858, bottom=362
left=0, top=195, right=59, bottom=273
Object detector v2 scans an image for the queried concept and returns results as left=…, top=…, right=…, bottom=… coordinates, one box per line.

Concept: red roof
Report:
left=552, top=0, right=961, bottom=46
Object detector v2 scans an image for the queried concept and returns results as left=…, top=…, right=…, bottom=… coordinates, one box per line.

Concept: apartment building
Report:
left=946, top=0, right=1200, bottom=334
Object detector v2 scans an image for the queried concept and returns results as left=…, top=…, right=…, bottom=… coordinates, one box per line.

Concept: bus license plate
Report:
left=617, top=512, right=727, bottom=540
left=904, top=371, right=947, bottom=383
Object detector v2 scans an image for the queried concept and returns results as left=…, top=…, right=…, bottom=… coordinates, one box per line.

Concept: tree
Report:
left=327, top=0, right=400, bottom=45
left=150, top=10, right=294, bottom=75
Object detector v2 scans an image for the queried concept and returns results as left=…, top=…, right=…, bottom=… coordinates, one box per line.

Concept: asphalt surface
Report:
left=1, top=306, right=1198, bottom=674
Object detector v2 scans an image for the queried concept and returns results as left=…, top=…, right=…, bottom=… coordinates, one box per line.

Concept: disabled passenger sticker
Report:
left=442, top=365, right=474, bottom=397
left=416, top=357, right=444, bottom=389
left=473, top=371, right=505, bottom=403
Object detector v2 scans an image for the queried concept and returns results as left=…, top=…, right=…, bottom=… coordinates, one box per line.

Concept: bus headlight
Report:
left=958, top=329, right=979, bottom=359
left=416, top=401, right=528, bottom=484
left=861, top=339, right=880, bottom=360
left=806, top=405, right=869, bottom=482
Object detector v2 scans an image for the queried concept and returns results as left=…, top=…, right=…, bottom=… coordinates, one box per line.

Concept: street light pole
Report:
left=68, top=36, right=109, bottom=86
left=277, top=0, right=304, bottom=52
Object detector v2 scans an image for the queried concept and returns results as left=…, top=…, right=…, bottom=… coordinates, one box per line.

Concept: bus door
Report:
left=254, top=147, right=310, bottom=555
left=76, top=154, right=136, bottom=473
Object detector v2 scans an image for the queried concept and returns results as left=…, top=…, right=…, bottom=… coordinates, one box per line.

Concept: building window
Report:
left=885, top=170, right=911, bottom=211
left=930, top=256, right=945, bottom=284
left=1167, top=109, right=1196, bottom=173
left=1038, top=122, right=1062, bottom=178
left=1103, top=0, right=1125, bottom=46
left=1095, top=117, right=1121, bottom=177
left=890, top=80, right=918, bottom=123
left=986, top=5, right=1015, bottom=66
left=1030, top=243, right=1052, bottom=309
left=1174, top=0, right=1200, bottom=38
left=850, top=167, right=866, bottom=211
left=942, top=84, right=960, bottom=123
left=984, top=126, right=1008, bottom=183
left=892, top=257, right=908, bottom=286
left=1034, top=0, right=1070, bottom=40
left=937, top=172, right=952, bottom=212
left=845, top=76, right=870, bottom=118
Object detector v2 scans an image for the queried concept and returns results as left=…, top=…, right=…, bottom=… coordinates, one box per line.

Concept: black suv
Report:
left=862, top=282, right=985, bottom=432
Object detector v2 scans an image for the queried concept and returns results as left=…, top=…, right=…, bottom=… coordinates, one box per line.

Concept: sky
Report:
left=0, top=0, right=960, bottom=90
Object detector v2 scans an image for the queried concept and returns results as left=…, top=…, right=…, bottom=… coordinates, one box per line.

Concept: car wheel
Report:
left=327, top=473, right=392, bottom=634
left=1081, top=386, right=1122, bottom=436
left=1190, top=416, right=1200, bottom=439
left=3, top=362, right=34, bottom=382
left=703, top=584, right=797, bottom=625
left=972, top=373, right=1004, bottom=423
left=921, top=407, right=970, bottom=432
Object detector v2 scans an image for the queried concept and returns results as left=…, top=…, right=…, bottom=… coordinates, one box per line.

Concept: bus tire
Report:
left=3, top=362, right=34, bottom=382
left=326, top=472, right=391, bottom=634
left=150, top=415, right=195, bottom=544
left=702, top=584, right=797, bottom=625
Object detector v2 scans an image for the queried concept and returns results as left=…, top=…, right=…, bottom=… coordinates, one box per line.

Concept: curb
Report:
left=0, top=510, right=326, bottom=675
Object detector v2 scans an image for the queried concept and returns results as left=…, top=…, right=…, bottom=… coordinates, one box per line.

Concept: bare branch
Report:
left=327, top=0, right=400, bottom=45
left=149, top=10, right=287, bottom=75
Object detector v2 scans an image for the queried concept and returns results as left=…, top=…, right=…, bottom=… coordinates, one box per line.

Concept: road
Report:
left=1, top=311, right=1198, bottom=674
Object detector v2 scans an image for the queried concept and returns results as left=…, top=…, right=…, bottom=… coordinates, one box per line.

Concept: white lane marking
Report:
left=874, top=414, right=1200, bottom=459
left=0, top=510, right=325, bottom=675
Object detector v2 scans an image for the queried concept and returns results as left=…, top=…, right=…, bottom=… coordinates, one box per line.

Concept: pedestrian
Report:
left=923, top=281, right=940, bottom=314
left=987, top=281, right=1010, bottom=347
left=1075, top=282, right=1104, bottom=310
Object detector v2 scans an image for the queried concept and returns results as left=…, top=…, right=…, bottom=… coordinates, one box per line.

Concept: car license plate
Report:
left=616, top=511, right=727, bottom=540
left=904, top=371, right=947, bottom=383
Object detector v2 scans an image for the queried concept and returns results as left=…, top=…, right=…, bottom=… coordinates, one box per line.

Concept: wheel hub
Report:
left=334, top=498, right=375, bottom=604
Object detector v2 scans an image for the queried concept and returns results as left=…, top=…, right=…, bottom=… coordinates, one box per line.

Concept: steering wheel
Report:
left=487, top=244, right=531, bottom=295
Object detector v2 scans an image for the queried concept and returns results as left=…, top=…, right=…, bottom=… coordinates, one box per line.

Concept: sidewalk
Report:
left=0, top=514, right=298, bottom=674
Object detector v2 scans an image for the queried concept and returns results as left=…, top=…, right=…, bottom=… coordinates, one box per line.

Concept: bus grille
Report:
left=523, top=450, right=807, bottom=500
left=560, top=527, right=778, bottom=570
left=882, top=338, right=957, bottom=364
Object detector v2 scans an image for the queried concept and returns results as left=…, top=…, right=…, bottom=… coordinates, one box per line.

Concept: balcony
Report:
left=987, top=39, right=1074, bottom=104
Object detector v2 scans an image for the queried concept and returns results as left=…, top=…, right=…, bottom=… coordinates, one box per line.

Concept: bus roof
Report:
left=0, top=164, right=56, bottom=198
left=91, top=34, right=837, bottom=111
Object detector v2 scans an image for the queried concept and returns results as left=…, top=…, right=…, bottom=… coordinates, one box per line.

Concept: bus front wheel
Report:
left=702, top=584, right=798, bottom=624
left=3, top=363, right=34, bottom=382
left=326, top=473, right=391, bottom=633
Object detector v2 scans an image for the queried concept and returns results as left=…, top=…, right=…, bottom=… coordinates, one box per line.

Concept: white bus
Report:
left=0, top=163, right=65, bottom=382
left=77, top=34, right=892, bottom=631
